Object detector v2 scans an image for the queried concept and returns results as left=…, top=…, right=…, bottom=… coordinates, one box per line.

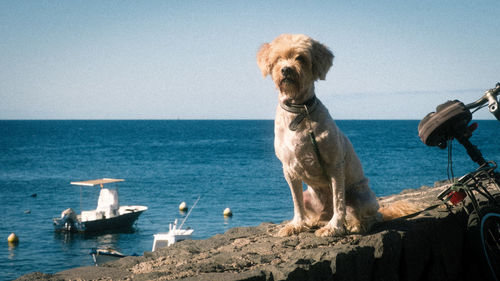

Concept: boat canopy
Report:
left=70, top=178, right=125, bottom=187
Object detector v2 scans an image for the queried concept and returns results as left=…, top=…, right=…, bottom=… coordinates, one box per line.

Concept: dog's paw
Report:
left=314, top=224, right=347, bottom=237
left=346, top=223, right=364, bottom=234
left=277, top=223, right=309, bottom=237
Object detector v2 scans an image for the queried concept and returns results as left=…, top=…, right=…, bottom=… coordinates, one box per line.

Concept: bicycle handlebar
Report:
left=465, top=83, right=500, bottom=121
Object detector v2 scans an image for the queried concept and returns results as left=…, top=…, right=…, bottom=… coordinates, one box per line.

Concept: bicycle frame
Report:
left=438, top=161, right=500, bottom=215
left=422, top=83, right=500, bottom=281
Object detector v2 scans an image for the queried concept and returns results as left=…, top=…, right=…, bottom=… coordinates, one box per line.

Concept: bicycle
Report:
left=418, top=83, right=500, bottom=281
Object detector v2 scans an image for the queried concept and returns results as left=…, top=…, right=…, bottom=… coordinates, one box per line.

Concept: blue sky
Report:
left=1, top=1, right=499, bottom=119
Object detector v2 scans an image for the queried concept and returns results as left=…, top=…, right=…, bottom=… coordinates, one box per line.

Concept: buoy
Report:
left=179, top=202, right=188, bottom=212
left=223, top=207, right=233, bottom=217
left=7, top=233, right=19, bottom=244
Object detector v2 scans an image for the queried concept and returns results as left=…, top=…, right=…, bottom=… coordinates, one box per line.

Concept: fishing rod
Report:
left=179, top=196, right=201, bottom=229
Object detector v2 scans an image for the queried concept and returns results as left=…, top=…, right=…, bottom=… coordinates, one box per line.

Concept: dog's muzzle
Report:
left=280, top=78, right=295, bottom=85
left=280, top=67, right=298, bottom=86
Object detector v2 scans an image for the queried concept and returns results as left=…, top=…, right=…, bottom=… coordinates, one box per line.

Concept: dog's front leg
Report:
left=278, top=172, right=309, bottom=237
left=315, top=170, right=347, bottom=237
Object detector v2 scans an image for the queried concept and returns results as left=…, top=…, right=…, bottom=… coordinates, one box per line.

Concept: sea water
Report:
left=1, top=120, right=499, bottom=280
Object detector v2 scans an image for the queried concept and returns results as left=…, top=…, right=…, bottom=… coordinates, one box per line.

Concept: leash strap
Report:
left=304, top=106, right=329, bottom=180
left=280, top=96, right=318, bottom=131
left=309, top=131, right=327, bottom=169
left=289, top=113, right=307, bottom=131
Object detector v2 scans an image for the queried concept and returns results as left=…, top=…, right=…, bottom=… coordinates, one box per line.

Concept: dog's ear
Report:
left=257, top=43, right=272, bottom=77
left=311, top=40, right=334, bottom=80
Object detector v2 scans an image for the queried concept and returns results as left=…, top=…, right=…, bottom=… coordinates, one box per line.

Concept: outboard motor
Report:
left=55, top=208, right=78, bottom=232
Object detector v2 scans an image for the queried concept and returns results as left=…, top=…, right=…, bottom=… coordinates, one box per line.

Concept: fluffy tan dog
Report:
left=257, top=34, right=382, bottom=237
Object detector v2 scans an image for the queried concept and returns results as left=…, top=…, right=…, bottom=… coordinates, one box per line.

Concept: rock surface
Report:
left=16, top=183, right=499, bottom=281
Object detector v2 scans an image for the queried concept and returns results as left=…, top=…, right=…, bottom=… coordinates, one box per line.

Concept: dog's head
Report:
left=257, top=34, right=333, bottom=103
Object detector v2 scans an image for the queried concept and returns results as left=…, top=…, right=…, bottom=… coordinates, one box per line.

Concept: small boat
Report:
left=152, top=219, right=194, bottom=251
left=53, top=178, right=147, bottom=233
left=152, top=197, right=199, bottom=252
left=90, top=248, right=128, bottom=266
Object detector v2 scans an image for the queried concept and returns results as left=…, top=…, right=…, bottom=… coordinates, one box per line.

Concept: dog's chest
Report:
left=274, top=125, right=330, bottom=180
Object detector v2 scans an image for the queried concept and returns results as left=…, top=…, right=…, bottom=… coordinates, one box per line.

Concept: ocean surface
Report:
left=1, top=120, right=499, bottom=280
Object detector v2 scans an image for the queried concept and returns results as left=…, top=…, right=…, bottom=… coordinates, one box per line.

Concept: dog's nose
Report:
left=281, top=67, right=293, bottom=77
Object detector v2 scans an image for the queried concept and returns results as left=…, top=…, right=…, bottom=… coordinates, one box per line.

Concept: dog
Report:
left=257, top=34, right=384, bottom=237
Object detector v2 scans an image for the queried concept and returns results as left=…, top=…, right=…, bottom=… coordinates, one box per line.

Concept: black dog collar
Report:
left=279, top=96, right=318, bottom=131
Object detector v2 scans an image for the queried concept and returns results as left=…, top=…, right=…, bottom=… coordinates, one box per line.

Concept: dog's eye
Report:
left=296, top=55, right=307, bottom=64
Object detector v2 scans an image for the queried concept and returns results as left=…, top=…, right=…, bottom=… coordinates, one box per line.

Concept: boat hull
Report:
left=83, top=210, right=145, bottom=232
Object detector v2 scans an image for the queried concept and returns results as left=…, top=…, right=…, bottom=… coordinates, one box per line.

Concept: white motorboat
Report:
left=53, top=178, right=148, bottom=233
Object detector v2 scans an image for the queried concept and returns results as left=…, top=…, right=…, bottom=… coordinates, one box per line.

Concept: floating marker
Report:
left=7, top=233, right=18, bottom=244
left=223, top=207, right=233, bottom=217
left=179, top=202, right=188, bottom=212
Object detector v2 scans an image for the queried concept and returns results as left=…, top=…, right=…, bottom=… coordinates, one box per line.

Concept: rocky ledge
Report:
left=17, top=182, right=499, bottom=281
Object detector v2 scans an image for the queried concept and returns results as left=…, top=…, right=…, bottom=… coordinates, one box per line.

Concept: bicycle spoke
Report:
left=488, top=221, right=500, bottom=249
left=484, top=217, right=500, bottom=277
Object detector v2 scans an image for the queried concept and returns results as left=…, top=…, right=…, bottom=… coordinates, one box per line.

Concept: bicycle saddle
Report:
left=418, top=100, right=472, bottom=149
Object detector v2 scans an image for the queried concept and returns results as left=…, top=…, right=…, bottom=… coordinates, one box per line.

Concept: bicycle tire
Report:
left=467, top=206, right=500, bottom=281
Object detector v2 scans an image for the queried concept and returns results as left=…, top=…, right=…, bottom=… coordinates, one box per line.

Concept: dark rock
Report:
left=16, top=182, right=499, bottom=281
left=14, top=272, right=59, bottom=281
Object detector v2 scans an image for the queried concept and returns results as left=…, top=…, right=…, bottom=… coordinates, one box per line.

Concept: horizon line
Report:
left=1, top=118, right=497, bottom=121
left=0, top=118, right=421, bottom=121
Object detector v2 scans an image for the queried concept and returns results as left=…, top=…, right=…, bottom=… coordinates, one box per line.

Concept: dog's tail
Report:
left=378, top=200, right=429, bottom=221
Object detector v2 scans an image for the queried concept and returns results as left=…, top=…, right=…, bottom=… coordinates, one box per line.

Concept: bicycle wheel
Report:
left=467, top=206, right=500, bottom=281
